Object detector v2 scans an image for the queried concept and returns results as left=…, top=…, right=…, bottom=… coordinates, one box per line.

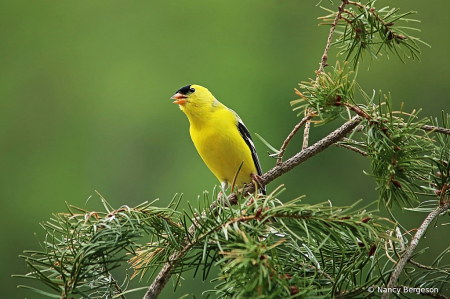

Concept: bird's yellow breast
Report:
left=189, top=107, right=257, bottom=188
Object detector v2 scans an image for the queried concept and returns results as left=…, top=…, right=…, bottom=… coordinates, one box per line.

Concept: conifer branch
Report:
left=382, top=201, right=450, bottom=299
left=421, top=124, right=450, bottom=135
left=409, top=259, right=450, bottom=275
left=301, top=0, right=348, bottom=154
left=144, top=116, right=362, bottom=298
left=233, top=115, right=362, bottom=204
left=318, top=0, right=348, bottom=75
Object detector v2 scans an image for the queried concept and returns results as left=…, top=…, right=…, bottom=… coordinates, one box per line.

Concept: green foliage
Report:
left=16, top=187, right=396, bottom=298
left=319, top=0, right=429, bottom=68
left=361, top=97, right=433, bottom=208
left=426, top=113, right=450, bottom=205
left=15, top=195, right=185, bottom=298
left=404, top=246, right=450, bottom=293
left=291, top=62, right=357, bottom=125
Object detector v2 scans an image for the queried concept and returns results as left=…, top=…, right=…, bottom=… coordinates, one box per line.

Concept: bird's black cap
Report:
left=176, top=85, right=192, bottom=95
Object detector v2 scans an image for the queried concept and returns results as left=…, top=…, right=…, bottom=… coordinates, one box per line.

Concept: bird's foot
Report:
left=251, top=173, right=265, bottom=192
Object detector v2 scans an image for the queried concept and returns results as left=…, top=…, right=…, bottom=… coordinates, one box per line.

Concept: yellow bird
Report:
left=171, top=84, right=265, bottom=194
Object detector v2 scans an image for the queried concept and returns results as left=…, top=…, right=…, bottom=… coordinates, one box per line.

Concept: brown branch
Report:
left=317, top=0, right=348, bottom=75
left=230, top=115, right=362, bottom=205
left=302, top=120, right=311, bottom=150
left=421, top=124, right=450, bottom=135
left=303, top=0, right=348, bottom=152
left=143, top=116, right=362, bottom=299
left=333, top=143, right=368, bottom=157
left=347, top=1, right=365, bottom=9
left=381, top=202, right=450, bottom=299
left=409, top=259, right=450, bottom=275
left=392, top=123, right=450, bottom=135
left=277, top=114, right=313, bottom=165
left=344, top=103, right=371, bottom=120
left=143, top=213, right=256, bottom=299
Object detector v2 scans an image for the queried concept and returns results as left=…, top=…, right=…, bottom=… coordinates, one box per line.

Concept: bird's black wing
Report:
left=236, top=118, right=266, bottom=195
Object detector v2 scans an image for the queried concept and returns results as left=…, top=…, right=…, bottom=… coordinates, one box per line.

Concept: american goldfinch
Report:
left=171, top=84, right=265, bottom=195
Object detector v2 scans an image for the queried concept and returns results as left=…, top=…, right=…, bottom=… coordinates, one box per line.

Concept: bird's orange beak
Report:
left=171, top=93, right=187, bottom=105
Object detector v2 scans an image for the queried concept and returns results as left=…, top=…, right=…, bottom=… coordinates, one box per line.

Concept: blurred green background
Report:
left=1, top=0, right=449, bottom=298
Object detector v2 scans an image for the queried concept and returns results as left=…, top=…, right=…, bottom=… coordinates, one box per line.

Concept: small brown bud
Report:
left=361, top=217, right=371, bottom=223
left=387, top=31, right=394, bottom=40
left=341, top=216, right=351, bottom=220
left=358, top=242, right=365, bottom=247
left=437, top=171, right=442, bottom=178
left=435, top=190, right=441, bottom=196
left=290, top=286, right=299, bottom=295
left=255, top=207, right=263, bottom=220
left=369, top=245, right=377, bottom=257
left=392, top=180, right=402, bottom=188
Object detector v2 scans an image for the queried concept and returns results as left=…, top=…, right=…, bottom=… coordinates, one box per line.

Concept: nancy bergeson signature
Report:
left=369, top=287, right=440, bottom=295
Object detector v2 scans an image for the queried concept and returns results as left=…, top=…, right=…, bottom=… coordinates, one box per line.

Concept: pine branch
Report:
left=421, top=124, right=450, bottom=135
left=409, top=259, right=450, bottom=275
left=301, top=0, right=348, bottom=152
left=318, top=0, right=348, bottom=75
left=143, top=116, right=362, bottom=299
left=382, top=201, right=450, bottom=299
left=235, top=115, right=362, bottom=204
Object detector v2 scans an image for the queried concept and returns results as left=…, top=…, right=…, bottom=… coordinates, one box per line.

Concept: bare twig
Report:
left=233, top=115, right=362, bottom=204
left=143, top=116, right=362, bottom=299
left=303, top=0, right=348, bottom=151
left=277, top=114, right=313, bottom=165
left=302, top=120, right=311, bottom=150
left=409, top=259, right=450, bottom=275
left=317, top=0, right=348, bottom=75
left=382, top=202, right=450, bottom=299
left=347, top=1, right=366, bottom=10
left=421, top=124, right=450, bottom=135
left=393, top=123, right=450, bottom=135
left=333, top=143, right=368, bottom=156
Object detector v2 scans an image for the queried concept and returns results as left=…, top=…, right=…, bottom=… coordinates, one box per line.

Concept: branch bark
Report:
left=421, top=124, right=450, bottom=135
left=382, top=202, right=450, bottom=299
left=333, top=143, right=368, bottom=156
left=317, top=0, right=348, bottom=75
left=277, top=114, right=313, bottom=165
left=143, top=116, right=362, bottom=299
left=303, top=0, right=348, bottom=153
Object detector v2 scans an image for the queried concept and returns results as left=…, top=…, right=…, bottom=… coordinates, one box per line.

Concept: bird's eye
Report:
left=190, top=87, right=196, bottom=93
